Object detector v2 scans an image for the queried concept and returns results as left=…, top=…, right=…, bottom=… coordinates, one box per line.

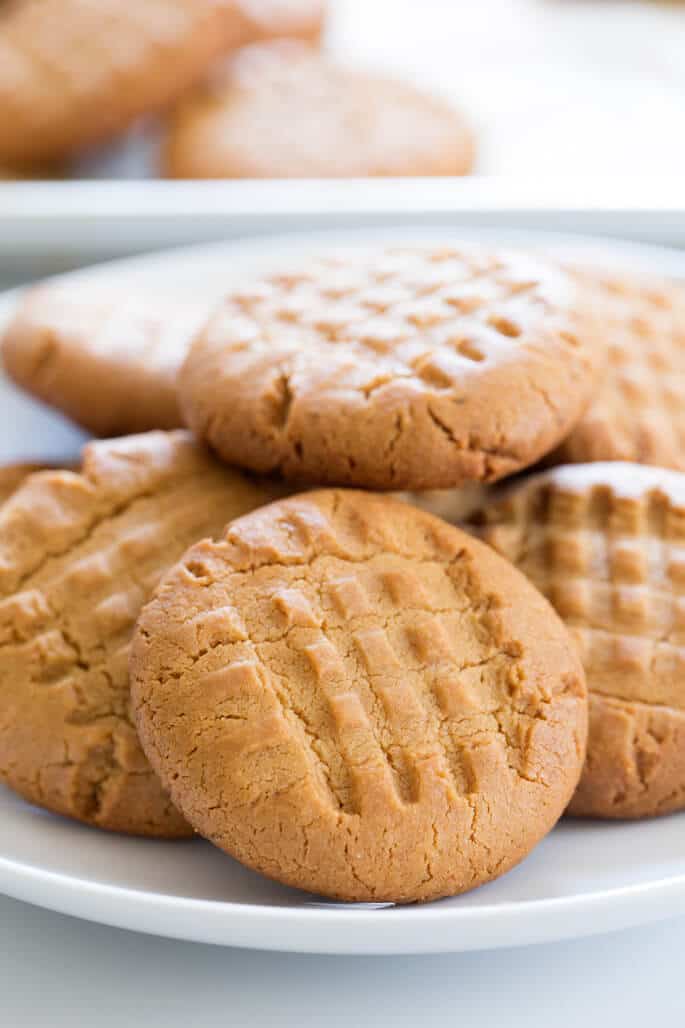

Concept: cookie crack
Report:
left=3, top=484, right=164, bottom=599
left=426, top=405, right=519, bottom=466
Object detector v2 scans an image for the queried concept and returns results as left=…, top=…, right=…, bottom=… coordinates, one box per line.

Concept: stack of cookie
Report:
left=0, top=1, right=475, bottom=180
left=1, top=241, right=684, bottom=904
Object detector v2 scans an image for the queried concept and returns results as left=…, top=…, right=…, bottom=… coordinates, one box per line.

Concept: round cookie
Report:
left=551, top=268, right=685, bottom=469
left=179, top=244, right=600, bottom=491
left=0, top=430, right=278, bottom=836
left=2, top=285, right=214, bottom=435
left=131, top=489, right=587, bottom=903
left=162, top=41, right=474, bottom=180
left=0, top=0, right=326, bottom=166
left=470, top=462, right=685, bottom=819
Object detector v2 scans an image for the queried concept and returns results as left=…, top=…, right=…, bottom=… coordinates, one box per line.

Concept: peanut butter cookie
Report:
left=2, top=285, right=212, bottom=435
left=0, top=430, right=277, bottom=835
left=162, top=41, right=474, bottom=179
left=471, top=462, right=685, bottom=819
left=180, top=244, right=599, bottom=490
left=131, top=490, right=587, bottom=902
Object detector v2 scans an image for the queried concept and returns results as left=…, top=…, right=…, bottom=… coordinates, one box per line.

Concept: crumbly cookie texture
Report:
left=0, top=0, right=326, bottom=165
left=471, top=462, right=685, bottom=819
left=179, top=244, right=600, bottom=491
left=162, top=41, right=474, bottom=180
left=131, top=490, right=587, bottom=903
left=0, top=430, right=278, bottom=836
left=551, top=269, right=685, bottom=468
left=1, top=285, right=213, bottom=435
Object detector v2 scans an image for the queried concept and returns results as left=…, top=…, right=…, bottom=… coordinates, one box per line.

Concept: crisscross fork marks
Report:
left=255, top=557, right=522, bottom=815
left=478, top=473, right=685, bottom=710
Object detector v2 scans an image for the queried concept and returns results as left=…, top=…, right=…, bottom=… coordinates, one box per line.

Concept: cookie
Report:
left=179, top=244, right=599, bottom=490
left=471, top=462, right=685, bottom=819
left=131, top=489, right=587, bottom=903
left=1, top=284, right=213, bottom=435
left=162, top=42, right=474, bottom=180
left=0, top=463, right=50, bottom=506
left=552, top=269, right=685, bottom=468
left=0, top=0, right=326, bottom=165
left=0, top=430, right=277, bottom=836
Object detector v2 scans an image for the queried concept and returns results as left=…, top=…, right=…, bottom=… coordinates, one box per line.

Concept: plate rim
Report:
left=1, top=843, right=685, bottom=954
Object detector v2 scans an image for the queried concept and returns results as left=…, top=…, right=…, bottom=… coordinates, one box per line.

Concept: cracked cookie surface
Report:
left=179, top=244, right=599, bottom=490
left=0, top=430, right=278, bottom=835
left=131, top=489, right=587, bottom=902
left=162, top=41, right=474, bottom=180
left=551, top=269, right=685, bottom=468
left=471, top=462, right=685, bottom=818
left=0, top=0, right=326, bottom=165
left=2, top=284, right=216, bottom=436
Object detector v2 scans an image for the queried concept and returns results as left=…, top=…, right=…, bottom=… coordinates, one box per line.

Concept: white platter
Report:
left=0, top=226, right=684, bottom=954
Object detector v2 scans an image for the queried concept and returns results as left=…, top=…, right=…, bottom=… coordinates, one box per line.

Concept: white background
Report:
left=77, top=0, right=685, bottom=179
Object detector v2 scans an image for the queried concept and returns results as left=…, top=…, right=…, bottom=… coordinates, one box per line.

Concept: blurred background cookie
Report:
left=131, top=489, right=587, bottom=903
left=180, top=244, right=599, bottom=489
left=0, top=0, right=326, bottom=167
left=471, top=462, right=685, bottom=820
left=162, top=41, right=475, bottom=179
left=0, top=430, right=279, bottom=836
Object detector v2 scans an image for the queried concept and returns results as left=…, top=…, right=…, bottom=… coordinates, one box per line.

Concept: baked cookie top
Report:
left=180, top=244, right=599, bottom=490
left=471, top=462, right=685, bottom=818
left=0, top=0, right=326, bottom=164
left=2, top=284, right=212, bottom=435
left=0, top=430, right=277, bottom=835
left=162, top=41, right=474, bottom=180
left=552, top=269, right=685, bottom=468
left=131, top=489, right=587, bottom=903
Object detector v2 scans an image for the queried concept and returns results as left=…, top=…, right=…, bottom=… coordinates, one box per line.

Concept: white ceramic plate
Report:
left=0, top=227, right=684, bottom=955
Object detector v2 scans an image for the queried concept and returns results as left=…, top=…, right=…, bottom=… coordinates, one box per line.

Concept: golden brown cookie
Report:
left=162, top=41, right=474, bottom=180
left=1, top=284, right=213, bottom=436
left=0, top=1, right=326, bottom=166
left=471, top=462, right=685, bottom=819
left=0, top=430, right=278, bottom=836
left=179, top=244, right=599, bottom=491
left=131, top=490, right=587, bottom=903
left=551, top=269, right=685, bottom=468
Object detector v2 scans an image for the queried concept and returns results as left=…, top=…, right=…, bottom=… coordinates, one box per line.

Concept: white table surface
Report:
left=0, top=894, right=683, bottom=1025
